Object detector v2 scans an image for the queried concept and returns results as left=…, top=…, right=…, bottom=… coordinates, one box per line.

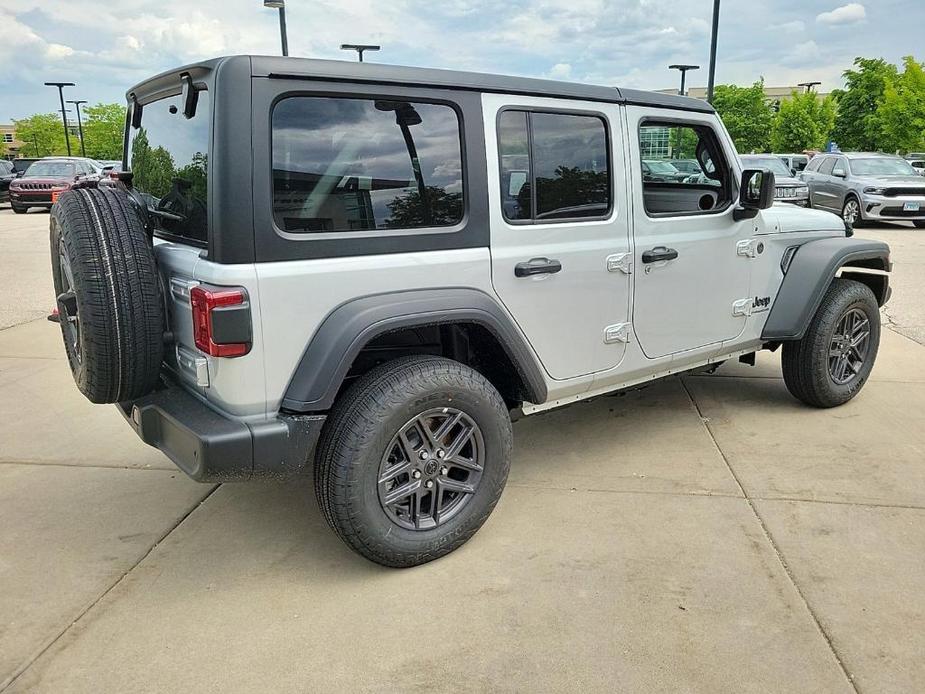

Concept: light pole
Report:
left=264, top=0, right=288, bottom=56
left=67, top=100, right=87, bottom=157
left=798, top=81, right=821, bottom=93
left=44, top=81, right=75, bottom=155
left=668, top=64, right=699, bottom=97
left=706, top=0, right=721, bottom=104
left=341, top=44, right=380, bottom=62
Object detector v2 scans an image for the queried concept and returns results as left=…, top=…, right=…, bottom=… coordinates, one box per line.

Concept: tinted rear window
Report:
left=128, top=91, right=210, bottom=244
left=271, top=96, right=464, bottom=233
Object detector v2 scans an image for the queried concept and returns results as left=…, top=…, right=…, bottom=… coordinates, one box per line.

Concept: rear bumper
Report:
left=118, top=381, right=326, bottom=482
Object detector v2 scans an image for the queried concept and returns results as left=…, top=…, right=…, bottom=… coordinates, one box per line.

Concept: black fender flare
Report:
left=761, top=237, right=890, bottom=341
left=280, top=288, right=548, bottom=412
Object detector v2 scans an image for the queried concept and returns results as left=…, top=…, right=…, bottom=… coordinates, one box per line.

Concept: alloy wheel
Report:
left=842, top=198, right=860, bottom=227
left=377, top=407, right=485, bottom=531
left=56, top=237, right=81, bottom=363
left=828, top=307, right=870, bottom=385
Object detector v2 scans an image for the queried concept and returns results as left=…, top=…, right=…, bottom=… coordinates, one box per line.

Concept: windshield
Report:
left=742, top=157, right=792, bottom=178
left=24, top=161, right=76, bottom=178
left=646, top=161, right=679, bottom=174
left=850, top=158, right=917, bottom=176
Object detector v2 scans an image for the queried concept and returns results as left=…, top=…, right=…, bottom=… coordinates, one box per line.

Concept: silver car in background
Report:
left=741, top=155, right=809, bottom=206
left=800, top=152, right=925, bottom=229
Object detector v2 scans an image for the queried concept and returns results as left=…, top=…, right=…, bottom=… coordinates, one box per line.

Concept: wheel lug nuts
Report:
left=440, top=466, right=448, bottom=476
left=412, top=470, right=422, bottom=479
left=419, top=451, right=429, bottom=460
left=437, top=450, right=445, bottom=459
left=425, top=480, right=434, bottom=489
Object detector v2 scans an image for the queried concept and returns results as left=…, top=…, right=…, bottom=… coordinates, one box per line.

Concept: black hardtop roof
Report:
left=129, top=55, right=714, bottom=114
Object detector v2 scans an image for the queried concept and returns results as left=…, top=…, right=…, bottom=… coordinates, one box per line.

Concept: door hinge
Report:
left=606, top=253, right=633, bottom=274
left=604, top=323, right=631, bottom=344
left=732, top=298, right=753, bottom=317
left=736, top=239, right=765, bottom=259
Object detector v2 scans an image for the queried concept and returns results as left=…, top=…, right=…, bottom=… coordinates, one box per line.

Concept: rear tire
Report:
left=50, top=187, right=164, bottom=404
left=782, top=279, right=880, bottom=408
left=314, top=356, right=513, bottom=567
left=914, top=221, right=925, bottom=229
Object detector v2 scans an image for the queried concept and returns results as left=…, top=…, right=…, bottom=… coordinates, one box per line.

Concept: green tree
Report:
left=712, top=80, right=774, bottom=153
left=876, top=56, right=925, bottom=154
left=82, top=103, right=125, bottom=160
left=385, top=186, right=463, bottom=227
left=770, top=91, right=836, bottom=152
left=831, top=58, right=898, bottom=150
left=12, top=113, right=67, bottom=156
left=129, top=128, right=175, bottom=198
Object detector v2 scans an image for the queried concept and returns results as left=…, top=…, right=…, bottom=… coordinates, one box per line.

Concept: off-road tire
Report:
left=50, top=187, right=164, bottom=403
left=12, top=204, right=27, bottom=214
left=314, top=355, right=513, bottom=568
left=913, top=220, right=925, bottom=229
left=782, top=278, right=880, bottom=408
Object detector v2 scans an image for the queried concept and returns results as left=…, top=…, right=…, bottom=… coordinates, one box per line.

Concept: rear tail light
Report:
left=190, top=285, right=252, bottom=357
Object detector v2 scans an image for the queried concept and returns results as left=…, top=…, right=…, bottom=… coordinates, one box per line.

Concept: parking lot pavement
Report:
left=1, top=207, right=924, bottom=692
left=0, top=208, right=55, bottom=329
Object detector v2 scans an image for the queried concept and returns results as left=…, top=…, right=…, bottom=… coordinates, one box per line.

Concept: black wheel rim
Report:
left=377, top=408, right=484, bottom=531
left=828, top=307, right=870, bottom=385
left=56, top=238, right=81, bottom=363
left=843, top=199, right=859, bottom=226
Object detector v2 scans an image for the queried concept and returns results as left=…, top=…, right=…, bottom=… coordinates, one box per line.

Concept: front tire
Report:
left=782, top=279, right=880, bottom=408
left=314, top=356, right=513, bottom=568
left=842, top=195, right=861, bottom=230
left=913, top=220, right=925, bottom=229
left=12, top=204, right=27, bottom=214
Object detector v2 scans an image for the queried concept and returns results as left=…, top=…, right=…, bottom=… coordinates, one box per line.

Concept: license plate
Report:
left=51, top=191, right=60, bottom=203
left=904, top=201, right=921, bottom=212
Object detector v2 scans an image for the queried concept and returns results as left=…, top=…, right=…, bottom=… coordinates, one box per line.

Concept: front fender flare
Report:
left=761, top=237, right=890, bottom=341
left=280, top=288, right=548, bottom=412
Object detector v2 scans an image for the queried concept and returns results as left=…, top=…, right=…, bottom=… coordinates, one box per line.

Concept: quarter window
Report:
left=271, top=97, right=464, bottom=233
left=498, top=110, right=610, bottom=222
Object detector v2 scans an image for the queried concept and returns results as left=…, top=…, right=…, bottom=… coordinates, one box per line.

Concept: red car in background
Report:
left=9, top=157, right=102, bottom=214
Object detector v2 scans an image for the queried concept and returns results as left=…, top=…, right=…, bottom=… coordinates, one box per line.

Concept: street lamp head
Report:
left=668, top=64, right=700, bottom=72
left=44, top=82, right=76, bottom=87
left=263, top=0, right=284, bottom=7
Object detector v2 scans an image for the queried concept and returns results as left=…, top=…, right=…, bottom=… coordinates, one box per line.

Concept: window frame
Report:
left=268, top=91, right=469, bottom=239
left=637, top=117, right=735, bottom=219
left=495, top=106, right=614, bottom=226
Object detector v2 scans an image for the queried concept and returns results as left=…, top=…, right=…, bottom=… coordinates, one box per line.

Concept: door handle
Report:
left=641, top=246, right=679, bottom=264
left=514, top=257, right=562, bottom=277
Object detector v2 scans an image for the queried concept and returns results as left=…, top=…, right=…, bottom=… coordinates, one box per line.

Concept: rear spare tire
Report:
left=50, top=187, right=164, bottom=403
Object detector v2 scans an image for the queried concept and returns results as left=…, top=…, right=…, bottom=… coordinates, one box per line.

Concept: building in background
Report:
left=0, top=124, right=23, bottom=159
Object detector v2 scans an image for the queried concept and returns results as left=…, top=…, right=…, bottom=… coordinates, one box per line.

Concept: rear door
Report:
left=811, top=156, right=838, bottom=210
left=627, top=109, right=752, bottom=358
left=483, top=94, right=631, bottom=380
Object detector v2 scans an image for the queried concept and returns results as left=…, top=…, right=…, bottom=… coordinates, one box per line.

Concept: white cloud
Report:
left=782, top=40, right=823, bottom=66
left=771, top=20, right=806, bottom=33
left=45, top=43, right=75, bottom=60
left=816, top=3, right=866, bottom=25
left=546, top=63, right=573, bottom=80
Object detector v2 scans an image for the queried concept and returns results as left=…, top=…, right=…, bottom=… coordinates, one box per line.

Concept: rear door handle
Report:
left=641, top=246, right=679, bottom=264
left=514, top=257, right=562, bottom=277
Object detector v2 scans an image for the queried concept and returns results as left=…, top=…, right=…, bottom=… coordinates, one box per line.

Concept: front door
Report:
left=627, top=109, right=752, bottom=359
left=484, top=94, right=631, bottom=380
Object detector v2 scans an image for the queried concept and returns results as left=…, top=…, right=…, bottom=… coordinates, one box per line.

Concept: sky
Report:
left=1, top=0, right=923, bottom=121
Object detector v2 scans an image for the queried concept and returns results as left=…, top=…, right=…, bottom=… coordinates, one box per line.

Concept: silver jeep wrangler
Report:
left=49, top=56, right=891, bottom=567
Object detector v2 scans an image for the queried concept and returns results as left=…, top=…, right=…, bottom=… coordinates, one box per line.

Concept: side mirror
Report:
left=832, top=168, right=846, bottom=178
left=734, top=168, right=775, bottom=221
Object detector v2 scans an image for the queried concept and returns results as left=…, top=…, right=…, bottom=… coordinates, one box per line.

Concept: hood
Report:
left=774, top=175, right=803, bottom=186
left=854, top=175, right=925, bottom=186
left=762, top=205, right=845, bottom=234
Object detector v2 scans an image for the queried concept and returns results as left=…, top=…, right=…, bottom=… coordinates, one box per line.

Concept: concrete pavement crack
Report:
left=680, top=376, right=860, bottom=694
left=0, top=484, right=221, bottom=693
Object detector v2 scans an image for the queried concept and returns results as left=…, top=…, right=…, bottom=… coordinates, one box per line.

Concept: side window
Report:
left=498, top=110, right=610, bottom=223
left=818, top=157, right=836, bottom=175
left=832, top=158, right=847, bottom=176
left=804, top=157, right=821, bottom=173
left=272, top=97, right=463, bottom=233
left=638, top=122, right=731, bottom=216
